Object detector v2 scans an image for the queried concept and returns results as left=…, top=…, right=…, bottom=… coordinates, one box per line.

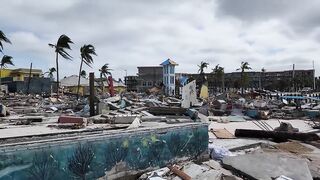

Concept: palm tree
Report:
left=197, top=61, right=209, bottom=89
left=212, top=64, right=225, bottom=92
left=198, top=61, right=209, bottom=74
left=0, top=31, right=11, bottom=54
left=99, top=63, right=112, bottom=93
left=0, top=55, right=14, bottom=87
left=77, top=44, right=97, bottom=98
left=80, top=70, right=87, bottom=78
left=49, top=35, right=73, bottom=96
left=43, top=67, right=56, bottom=80
left=236, top=61, right=252, bottom=95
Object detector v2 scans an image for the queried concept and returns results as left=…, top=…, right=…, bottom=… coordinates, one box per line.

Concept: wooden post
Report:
left=89, top=72, right=95, bottom=117
left=27, top=63, right=32, bottom=94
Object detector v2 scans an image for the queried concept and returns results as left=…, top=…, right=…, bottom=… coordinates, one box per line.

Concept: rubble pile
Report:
left=0, top=86, right=319, bottom=179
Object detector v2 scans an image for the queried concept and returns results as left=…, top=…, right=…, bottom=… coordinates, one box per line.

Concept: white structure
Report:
left=181, top=80, right=197, bottom=108
left=160, top=59, right=178, bottom=96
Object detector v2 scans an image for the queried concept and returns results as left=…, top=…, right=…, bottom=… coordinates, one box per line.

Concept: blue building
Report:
left=161, top=59, right=178, bottom=96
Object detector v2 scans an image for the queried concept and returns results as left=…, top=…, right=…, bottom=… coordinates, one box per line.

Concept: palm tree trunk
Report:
left=0, top=66, right=2, bottom=86
left=0, top=66, right=2, bottom=95
left=77, top=59, right=84, bottom=99
left=241, top=71, right=244, bottom=95
left=55, top=52, right=59, bottom=97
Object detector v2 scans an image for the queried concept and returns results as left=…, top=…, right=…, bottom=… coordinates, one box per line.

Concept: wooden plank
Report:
left=168, top=165, right=191, bottom=180
left=211, top=128, right=235, bottom=139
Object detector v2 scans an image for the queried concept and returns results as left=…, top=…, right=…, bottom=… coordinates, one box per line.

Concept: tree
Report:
left=43, top=67, right=56, bottom=80
left=99, top=63, right=112, bottom=92
left=49, top=35, right=73, bottom=96
left=236, top=61, right=252, bottom=95
left=197, top=61, right=209, bottom=89
left=0, top=55, right=14, bottom=86
left=197, top=61, right=209, bottom=74
left=0, top=30, right=11, bottom=54
left=212, top=64, right=225, bottom=92
left=77, top=44, right=97, bottom=98
left=80, top=70, right=87, bottom=78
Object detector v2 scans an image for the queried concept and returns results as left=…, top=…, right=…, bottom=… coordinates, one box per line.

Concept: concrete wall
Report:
left=0, top=123, right=208, bottom=179
left=3, top=77, right=51, bottom=94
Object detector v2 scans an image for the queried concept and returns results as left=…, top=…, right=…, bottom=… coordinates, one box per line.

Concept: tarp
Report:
left=200, top=84, right=208, bottom=99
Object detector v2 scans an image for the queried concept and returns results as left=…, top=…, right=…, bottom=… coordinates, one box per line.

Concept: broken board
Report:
left=211, top=128, right=235, bottom=139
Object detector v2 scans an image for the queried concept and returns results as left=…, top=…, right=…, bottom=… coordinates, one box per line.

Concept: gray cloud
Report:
left=0, top=0, right=320, bottom=79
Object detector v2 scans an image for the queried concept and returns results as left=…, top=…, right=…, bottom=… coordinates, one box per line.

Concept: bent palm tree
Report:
left=236, top=61, right=252, bottom=95
left=99, top=63, right=112, bottom=93
left=0, top=55, right=14, bottom=87
left=212, top=64, right=225, bottom=92
left=77, top=44, right=97, bottom=98
left=0, top=31, right=11, bottom=54
left=49, top=35, right=73, bottom=96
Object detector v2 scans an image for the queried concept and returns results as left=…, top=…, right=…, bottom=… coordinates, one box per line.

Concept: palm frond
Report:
left=48, top=43, right=55, bottom=48
left=0, top=31, right=11, bottom=44
left=58, top=48, right=73, bottom=60
left=56, top=35, right=73, bottom=50
left=49, top=67, right=56, bottom=73
left=80, top=44, right=97, bottom=68
left=1, top=55, right=14, bottom=67
left=0, top=31, right=11, bottom=53
left=80, top=70, right=87, bottom=78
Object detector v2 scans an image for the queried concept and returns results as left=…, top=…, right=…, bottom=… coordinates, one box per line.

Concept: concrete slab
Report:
left=209, top=138, right=275, bottom=151
left=222, top=152, right=313, bottom=180
left=209, top=119, right=313, bottom=136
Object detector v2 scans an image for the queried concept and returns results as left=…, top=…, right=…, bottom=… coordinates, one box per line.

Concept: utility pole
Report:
left=292, top=64, right=295, bottom=92
left=89, top=72, right=95, bottom=117
left=27, top=63, right=32, bottom=94
left=313, top=60, right=316, bottom=90
left=124, top=69, right=127, bottom=91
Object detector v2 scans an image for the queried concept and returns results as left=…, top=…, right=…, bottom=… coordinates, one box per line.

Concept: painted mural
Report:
left=0, top=124, right=208, bottom=180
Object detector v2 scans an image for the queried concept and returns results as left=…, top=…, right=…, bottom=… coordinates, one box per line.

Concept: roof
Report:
left=60, top=75, right=89, bottom=87
left=11, top=68, right=42, bottom=73
left=137, top=66, right=162, bottom=69
left=160, top=58, right=178, bottom=66
left=94, top=78, right=126, bottom=87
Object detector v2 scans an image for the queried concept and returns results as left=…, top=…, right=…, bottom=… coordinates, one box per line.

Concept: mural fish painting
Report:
left=0, top=164, right=32, bottom=178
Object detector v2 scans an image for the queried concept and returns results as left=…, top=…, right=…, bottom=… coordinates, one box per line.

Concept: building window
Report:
left=170, top=66, right=174, bottom=74
left=142, top=81, right=147, bottom=86
left=148, top=81, right=152, bottom=87
left=170, top=76, right=174, bottom=84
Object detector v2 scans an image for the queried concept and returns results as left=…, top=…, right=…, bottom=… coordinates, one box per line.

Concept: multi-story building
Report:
left=136, top=66, right=163, bottom=92
left=161, top=59, right=178, bottom=96
left=0, top=68, right=51, bottom=94
left=124, top=75, right=138, bottom=92
left=176, top=69, right=315, bottom=92
left=0, top=68, right=42, bottom=81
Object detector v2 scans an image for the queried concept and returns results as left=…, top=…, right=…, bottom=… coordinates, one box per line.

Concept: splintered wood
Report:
left=210, top=128, right=235, bottom=139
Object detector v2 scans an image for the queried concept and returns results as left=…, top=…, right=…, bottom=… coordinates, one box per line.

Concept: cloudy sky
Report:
left=1, top=0, right=320, bottom=79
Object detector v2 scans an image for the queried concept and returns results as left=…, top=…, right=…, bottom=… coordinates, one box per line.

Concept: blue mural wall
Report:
left=0, top=124, right=208, bottom=180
